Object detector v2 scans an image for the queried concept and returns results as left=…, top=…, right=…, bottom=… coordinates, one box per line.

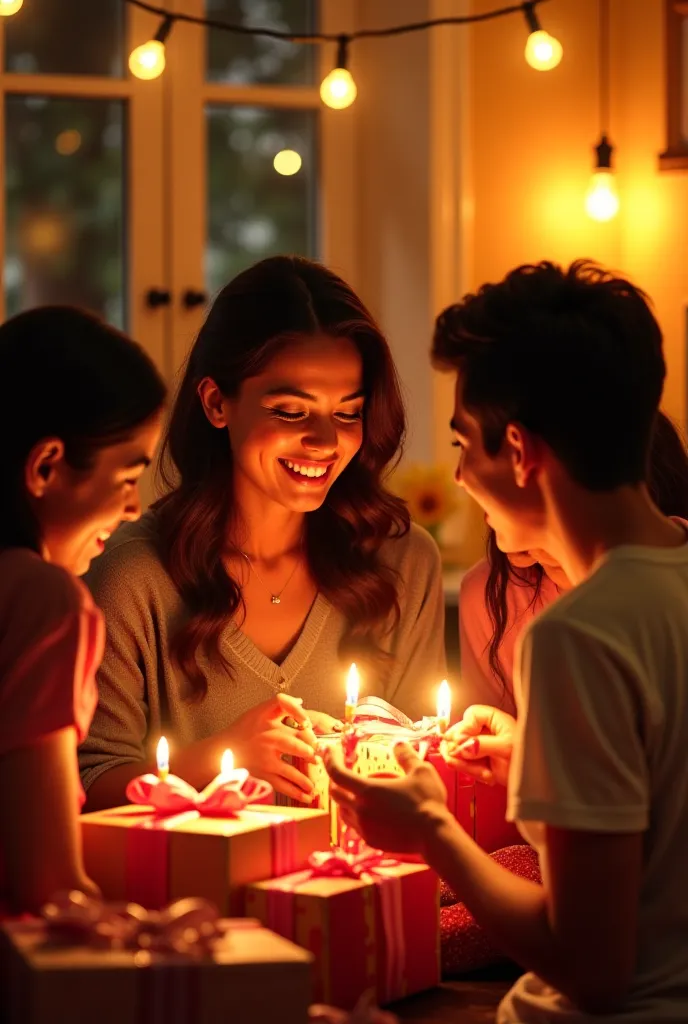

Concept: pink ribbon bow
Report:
left=41, top=889, right=233, bottom=957
left=125, top=771, right=273, bottom=817
left=303, top=846, right=399, bottom=882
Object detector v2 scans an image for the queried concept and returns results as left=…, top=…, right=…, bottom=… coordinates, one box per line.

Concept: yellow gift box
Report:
left=246, top=857, right=440, bottom=1009
left=81, top=803, right=329, bottom=915
left=0, top=917, right=312, bottom=1024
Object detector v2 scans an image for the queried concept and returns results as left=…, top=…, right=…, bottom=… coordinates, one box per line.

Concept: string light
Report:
left=320, top=35, right=357, bottom=110
left=522, top=1, right=562, bottom=70
left=123, top=1, right=561, bottom=93
left=273, top=149, right=302, bottom=176
left=586, top=0, right=618, bottom=221
left=0, top=0, right=23, bottom=14
left=129, top=14, right=173, bottom=81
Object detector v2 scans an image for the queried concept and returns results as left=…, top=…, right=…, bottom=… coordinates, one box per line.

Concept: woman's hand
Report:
left=441, top=704, right=516, bottom=788
left=303, top=709, right=343, bottom=736
left=224, top=693, right=319, bottom=802
left=325, top=742, right=450, bottom=856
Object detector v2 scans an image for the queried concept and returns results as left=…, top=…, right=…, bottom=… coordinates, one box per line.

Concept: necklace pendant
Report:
left=271, top=595, right=281, bottom=605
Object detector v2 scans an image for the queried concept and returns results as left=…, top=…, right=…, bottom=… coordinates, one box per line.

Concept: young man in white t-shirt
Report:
left=325, top=260, right=688, bottom=1022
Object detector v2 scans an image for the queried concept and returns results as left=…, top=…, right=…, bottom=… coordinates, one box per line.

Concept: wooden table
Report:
left=389, top=965, right=521, bottom=1023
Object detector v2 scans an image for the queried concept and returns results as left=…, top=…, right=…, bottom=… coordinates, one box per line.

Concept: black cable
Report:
left=599, top=0, right=610, bottom=135
left=122, top=0, right=553, bottom=47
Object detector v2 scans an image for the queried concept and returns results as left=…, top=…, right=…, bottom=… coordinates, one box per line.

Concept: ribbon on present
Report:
left=119, top=801, right=299, bottom=910
left=23, top=891, right=262, bottom=1024
left=126, top=771, right=273, bottom=818
left=267, top=847, right=407, bottom=1004
left=40, top=889, right=232, bottom=957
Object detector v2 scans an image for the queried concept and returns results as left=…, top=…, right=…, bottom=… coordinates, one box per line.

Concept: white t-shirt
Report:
left=498, top=541, right=688, bottom=1023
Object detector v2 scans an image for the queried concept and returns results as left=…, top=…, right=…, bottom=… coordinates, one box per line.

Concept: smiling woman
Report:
left=0, top=306, right=165, bottom=915
left=79, top=256, right=447, bottom=810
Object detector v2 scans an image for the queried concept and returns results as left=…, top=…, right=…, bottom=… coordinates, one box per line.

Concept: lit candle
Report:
left=345, top=663, right=359, bottom=724
left=218, top=748, right=249, bottom=787
left=436, top=680, right=451, bottom=734
left=156, top=736, right=169, bottom=781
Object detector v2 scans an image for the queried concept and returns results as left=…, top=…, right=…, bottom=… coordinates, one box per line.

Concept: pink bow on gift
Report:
left=41, top=889, right=233, bottom=957
left=304, top=847, right=398, bottom=882
left=125, top=771, right=273, bottom=817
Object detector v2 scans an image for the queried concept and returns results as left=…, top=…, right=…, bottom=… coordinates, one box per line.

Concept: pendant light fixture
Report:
left=585, top=0, right=619, bottom=222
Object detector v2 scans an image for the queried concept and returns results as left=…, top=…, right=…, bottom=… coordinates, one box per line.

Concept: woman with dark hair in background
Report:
left=0, top=307, right=165, bottom=913
left=80, top=255, right=446, bottom=809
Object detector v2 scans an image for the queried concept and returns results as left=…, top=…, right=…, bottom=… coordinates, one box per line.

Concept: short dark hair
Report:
left=432, top=260, right=666, bottom=490
left=0, top=305, right=167, bottom=550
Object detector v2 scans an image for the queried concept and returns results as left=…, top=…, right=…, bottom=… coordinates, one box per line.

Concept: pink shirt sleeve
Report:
left=0, top=551, right=103, bottom=757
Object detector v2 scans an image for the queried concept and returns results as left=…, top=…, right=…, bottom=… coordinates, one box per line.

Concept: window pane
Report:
left=206, top=0, right=317, bottom=85
left=5, top=96, right=126, bottom=327
left=4, top=0, right=123, bottom=76
left=206, top=105, right=317, bottom=296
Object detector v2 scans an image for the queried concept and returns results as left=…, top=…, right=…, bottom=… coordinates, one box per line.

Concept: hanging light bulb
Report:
left=522, top=2, right=562, bottom=71
left=320, top=34, right=357, bottom=110
left=0, top=0, right=23, bottom=14
left=585, top=136, right=619, bottom=221
left=129, top=15, right=173, bottom=81
left=585, top=2, right=618, bottom=222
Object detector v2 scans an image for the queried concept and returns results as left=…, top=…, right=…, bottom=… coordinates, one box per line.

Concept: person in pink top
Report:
left=0, top=306, right=165, bottom=915
left=459, top=410, right=688, bottom=853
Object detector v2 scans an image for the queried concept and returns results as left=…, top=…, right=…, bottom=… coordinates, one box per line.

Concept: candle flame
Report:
left=346, top=663, right=360, bottom=706
left=437, top=680, right=451, bottom=721
left=220, top=749, right=234, bottom=776
left=156, top=736, right=169, bottom=773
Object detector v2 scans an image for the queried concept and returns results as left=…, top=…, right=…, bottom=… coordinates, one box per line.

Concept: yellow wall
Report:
left=467, top=0, right=686, bottom=425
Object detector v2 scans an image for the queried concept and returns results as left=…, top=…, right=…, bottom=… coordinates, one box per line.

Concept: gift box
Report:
left=0, top=911, right=312, bottom=1024
left=245, top=852, right=440, bottom=1009
left=81, top=803, right=329, bottom=915
left=427, top=752, right=476, bottom=841
left=281, top=739, right=476, bottom=844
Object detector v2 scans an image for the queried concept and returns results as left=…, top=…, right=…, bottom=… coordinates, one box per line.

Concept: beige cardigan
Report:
left=78, top=515, right=446, bottom=792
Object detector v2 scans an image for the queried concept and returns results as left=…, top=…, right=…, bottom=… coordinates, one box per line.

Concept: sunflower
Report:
left=394, top=463, right=458, bottom=537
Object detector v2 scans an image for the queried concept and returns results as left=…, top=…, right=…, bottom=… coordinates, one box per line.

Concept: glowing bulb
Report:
left=156, top=736, right=169, bottom=780
left=524, top=30, right=563, bottom=71
left=273, top=149, right=302, bottom=176
left=129, top=39, right=166, bottom=81
left=436, top=680, right=451, bottom=732
left=585, top=169, right=619, bottom=222
left=0, top=0, right=23, bottom=15
left=220, top=749, right=234, bottom=776
left=320, top=68, right=357, bottom=110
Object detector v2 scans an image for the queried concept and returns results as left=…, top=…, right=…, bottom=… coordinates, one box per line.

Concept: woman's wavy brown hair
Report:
left=484, top=410, right=688, bottom=693
left=155, top=255, right=409, bottom=699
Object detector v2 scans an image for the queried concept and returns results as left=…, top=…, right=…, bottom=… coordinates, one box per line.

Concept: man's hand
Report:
left=324, top=742, right=450, bottom=855
left=441, top=704, right=516, bottom=788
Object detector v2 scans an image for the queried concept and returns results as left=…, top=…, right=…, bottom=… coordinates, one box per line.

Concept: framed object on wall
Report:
left=661, top=1, right=688, bottom=168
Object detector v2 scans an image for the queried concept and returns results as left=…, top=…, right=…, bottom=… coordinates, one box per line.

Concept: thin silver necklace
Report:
left=238, top=550, right=300, bottom=605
